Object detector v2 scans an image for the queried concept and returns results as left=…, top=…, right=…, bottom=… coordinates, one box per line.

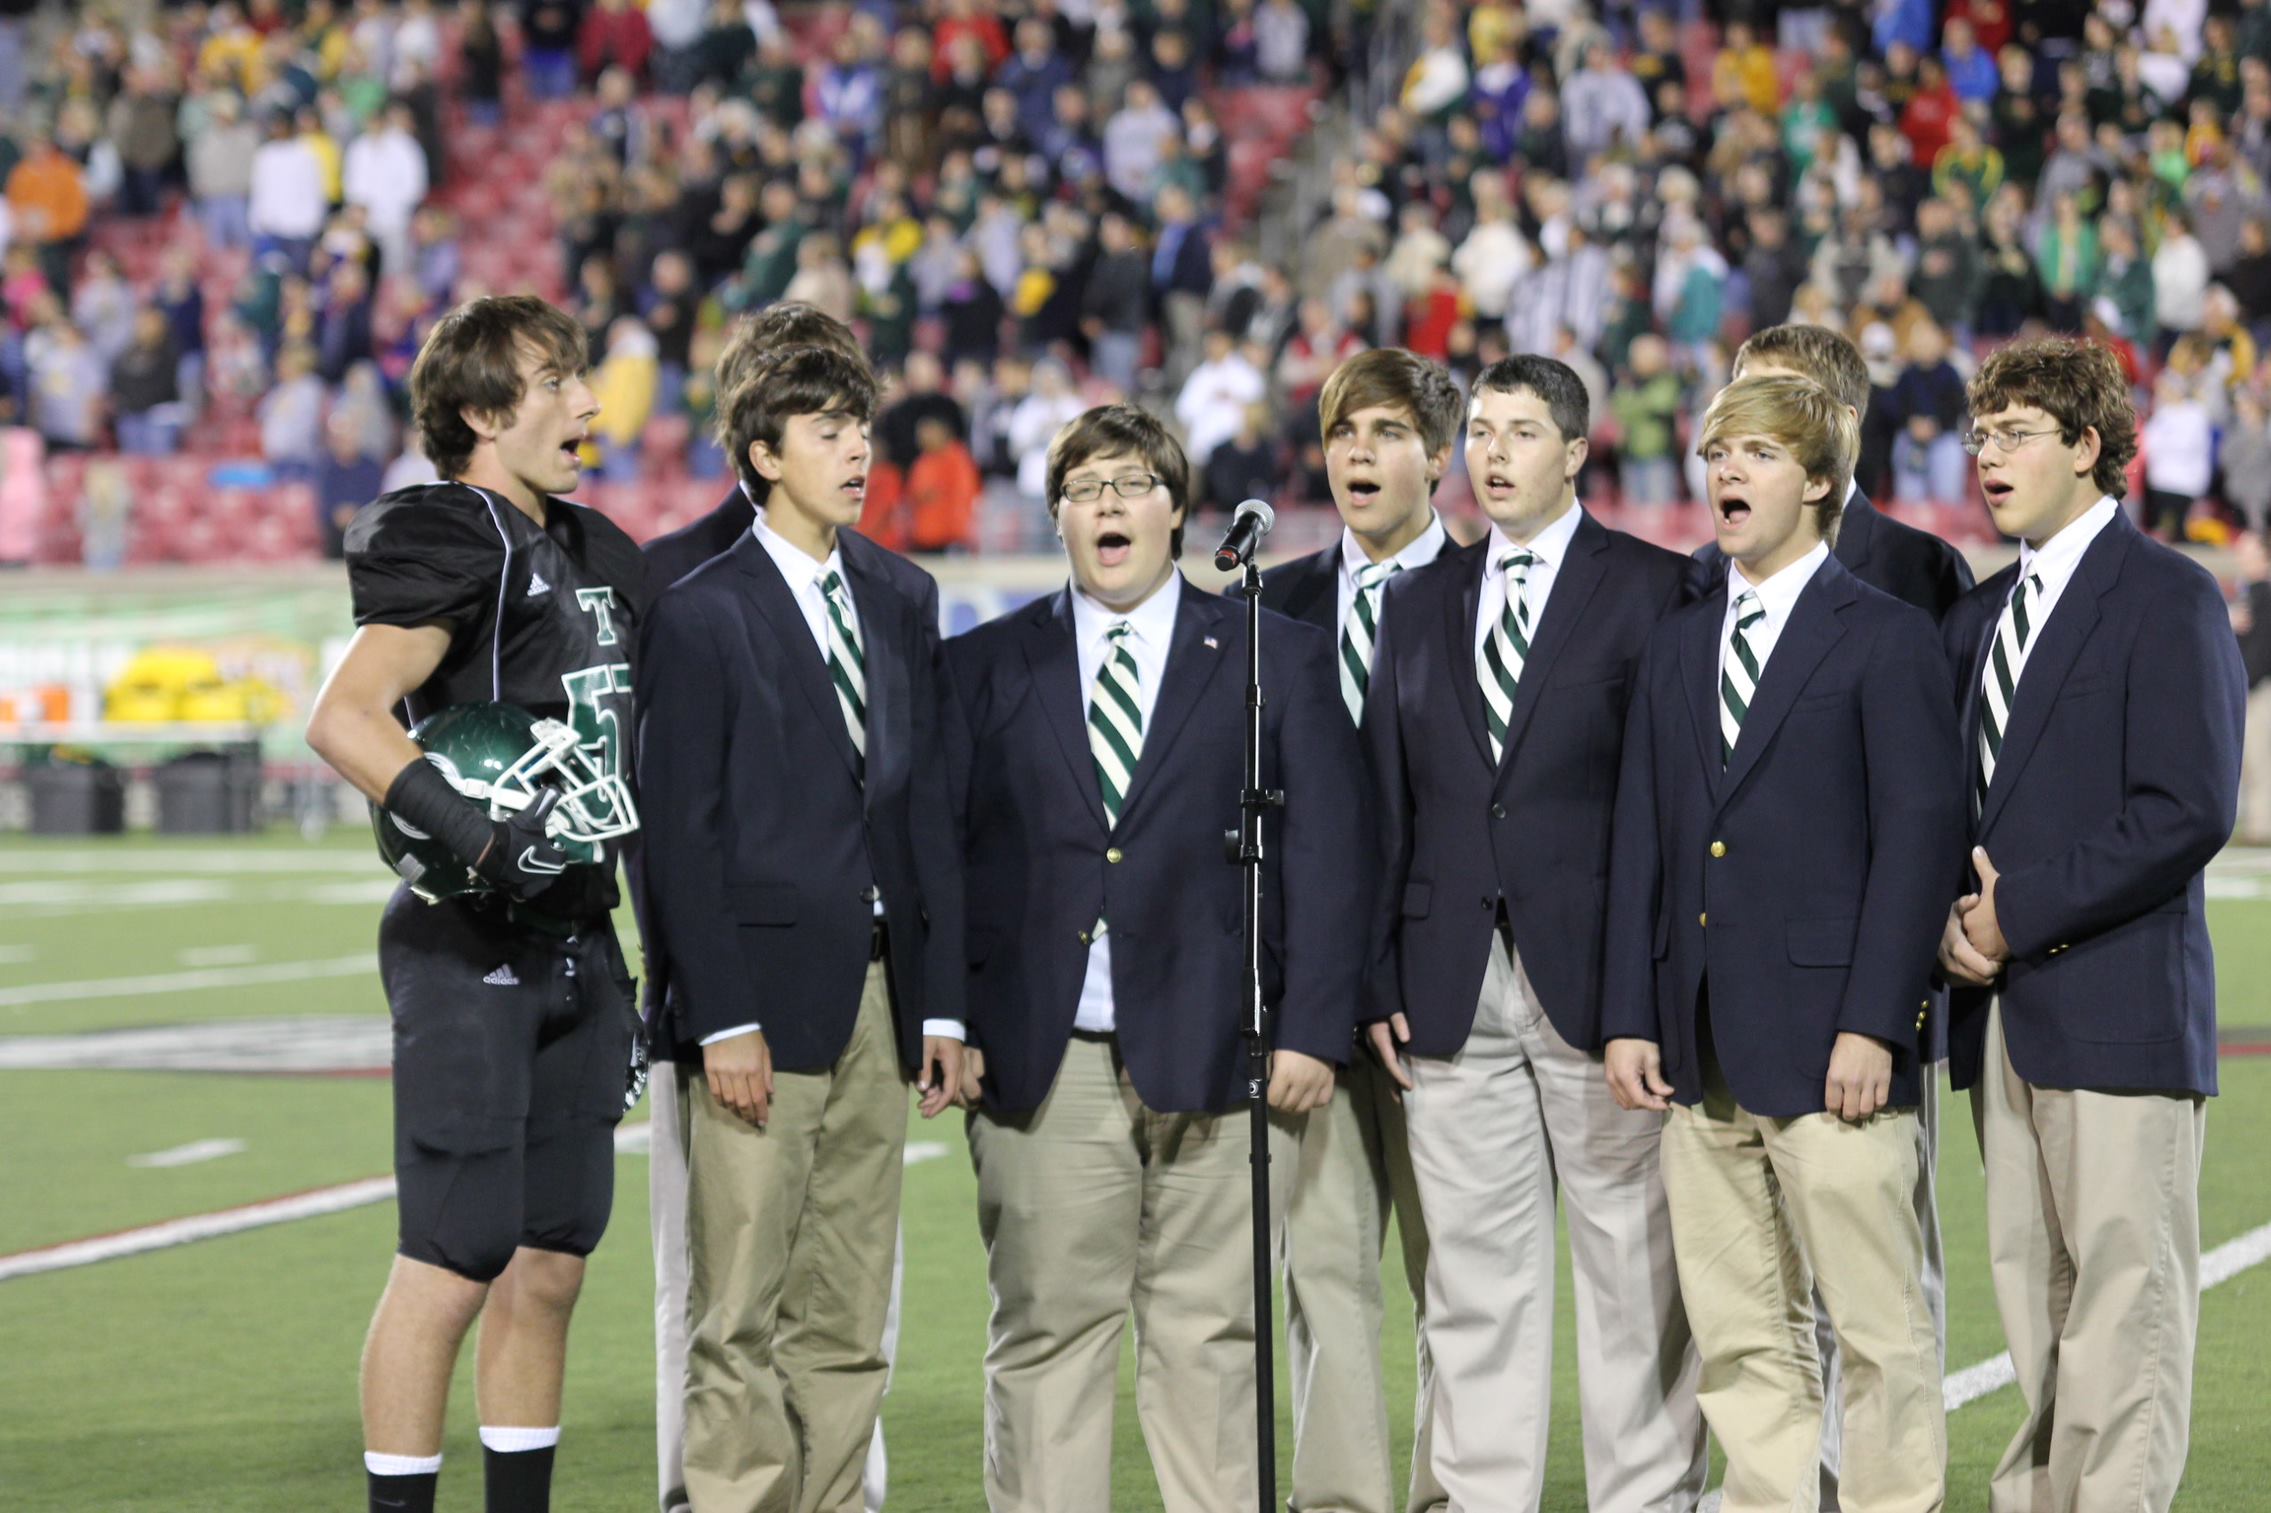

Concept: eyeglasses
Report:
left=1061, top=473, right=1162, bottom=503
left=1960, top=425, right=2061, bottom=456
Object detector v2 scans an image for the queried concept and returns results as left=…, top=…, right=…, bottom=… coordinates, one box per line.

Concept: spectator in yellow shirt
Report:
left=298, top=105, right=343, bottom=205
left=1712, top=21, right=1782, bottom=114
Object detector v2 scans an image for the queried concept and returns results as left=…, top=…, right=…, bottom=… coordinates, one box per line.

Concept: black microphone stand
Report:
left=1228, top=555, right=1282, bottom=1513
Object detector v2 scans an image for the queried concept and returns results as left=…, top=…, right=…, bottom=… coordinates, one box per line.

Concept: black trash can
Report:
left=26, top=758, right=128, bottom=835
left=154, top=749, right=261, bottom=834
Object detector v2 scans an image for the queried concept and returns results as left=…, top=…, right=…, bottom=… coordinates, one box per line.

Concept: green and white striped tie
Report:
left=1089, top=622, right=1144, bottom=825
left=1340, top=560, right=1400, bottom=723
left=1720, top=589, right=1765, bottom=768
left=1976, top=572, right=2043, bottom=812
left=820, top=570, right=866, bottom=780
left=1479, top=549, right=1537, bottom=764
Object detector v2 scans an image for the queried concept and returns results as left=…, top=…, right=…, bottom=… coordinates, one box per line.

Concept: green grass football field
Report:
left=2, top=832, right=2268, bottom=1511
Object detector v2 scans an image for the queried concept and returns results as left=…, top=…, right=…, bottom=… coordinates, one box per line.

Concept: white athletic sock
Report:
left=478, top=1426, right=561, bottom=1453
left=364, top=1451, right=443, bottom=1477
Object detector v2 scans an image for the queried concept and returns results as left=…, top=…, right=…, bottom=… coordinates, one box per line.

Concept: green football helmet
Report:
left=370, top=702, right=639, bottom=903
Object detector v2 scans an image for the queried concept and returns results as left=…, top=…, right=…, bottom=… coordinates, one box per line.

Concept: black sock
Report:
left=367, top=1469, right=438, bottom=1513
left=483, top=1443, right=557, bottom=1513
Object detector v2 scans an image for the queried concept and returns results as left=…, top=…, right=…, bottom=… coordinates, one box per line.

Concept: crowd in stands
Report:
left=8, top=0, right=2271, bottom=561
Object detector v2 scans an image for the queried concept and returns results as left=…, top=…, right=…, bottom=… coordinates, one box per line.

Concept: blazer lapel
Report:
left=1679, top=599, right=1724, bottom=787
left=1280, top=550, right=1338, bottom=632
left=1117, top=583, right=1228, bottom=822
left=1022, top=590, right=1110, bottom=832
left=1953, top=565, right=2015, bottom=826
left=733, top=533, right=861, bottom=782
left=1494, top=512, right=1608, bottom=782
left=1977, top=518, right=2130, bottom=832
left=1717, top=558, right=1856, bottom=807
left=841, top=538, right=901, bottom=806
left=1442, top=543, right=1495, bottom=770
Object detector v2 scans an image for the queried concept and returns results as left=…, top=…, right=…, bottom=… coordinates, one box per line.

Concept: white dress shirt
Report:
left=2014, top=496, right=2119, bottom=632
left=1070, top=571, right=1184, bottom=1034
left=1722, top=539, right=1831, bottom=685
left=1469, top=497, right=1584, bottom=665
left=701, top=519, right=964, bottom=1047
left=1336, top=512, right=1449, bottom=640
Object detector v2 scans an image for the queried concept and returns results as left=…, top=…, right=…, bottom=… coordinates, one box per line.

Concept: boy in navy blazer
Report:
left=1689, top=322, right=1974, bottom=1510
left=636, top=345, right=965, bottom=1513
left=1937, top=338, right=2244, bottom=1513
left=943, top=404, right=1367, bottom=1512
left=1603, top=375, right=1962, bottom=1513
left=1691, top=324, right=1975, bottom=619
left=626, top=303, right=884, bottom=1513
left=1255, top=346, right=1459, bottom=1513
left=1363, top=356, right=1705, bottom=1511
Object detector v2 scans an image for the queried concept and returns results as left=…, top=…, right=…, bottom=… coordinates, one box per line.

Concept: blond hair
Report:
left=1696, top=374, right=1857, bottom=545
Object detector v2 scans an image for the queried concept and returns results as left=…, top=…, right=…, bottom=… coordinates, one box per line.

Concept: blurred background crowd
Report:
left=6, top=0, right=2271, bottom=565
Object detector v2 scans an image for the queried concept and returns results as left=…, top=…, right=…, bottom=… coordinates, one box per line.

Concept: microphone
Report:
left=1212, top=498, right=1276, bottom=572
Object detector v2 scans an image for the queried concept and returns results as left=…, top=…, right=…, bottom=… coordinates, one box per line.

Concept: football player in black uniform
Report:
left=306, top=294, right=646, bottom=1513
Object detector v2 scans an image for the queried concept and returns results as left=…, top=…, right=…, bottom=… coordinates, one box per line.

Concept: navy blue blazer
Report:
left=1364, top=515, right=1691, bottom=1055
left=1602, top=553, right=1965, bottom=1118
left=643, top=486, right=757, bottom=595
left=626, top=485, right=755, bottom=1050
left=1691, top=490, right=1975, bottom=622
left=1255, top=541, right=1342, bottom=633
left=942, top=579, right=1369, bottom=1115
left=1940, top=510, right=2244, bottom=1098
left=634, top=526, right=964, bottom=1073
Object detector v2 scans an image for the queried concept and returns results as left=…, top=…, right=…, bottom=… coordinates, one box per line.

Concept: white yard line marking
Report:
left=1940, top=1217, right=2271, bottom=1412
left=0, top=1177, right=400, bottom=1281
left=127, top=1138, right=248, bottom=1169
left=1695, top=1218, right=2271, bottom=1511
left=0, top=881, right=234, bottom=913
left=0, top=1123, right=654, bottom=1282
left=0, top=954, right=377, bottom=1009
left=0, top=852, right=377, bottom=875
left=0, top=1016, right=388, bottom=1073
left=177, top=945, right=258, bottom=969
left=2, top=1127, right=963, bottom=1282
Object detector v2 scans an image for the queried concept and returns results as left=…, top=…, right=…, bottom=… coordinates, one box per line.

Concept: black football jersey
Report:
left=345, top=481, right=648, bottom=919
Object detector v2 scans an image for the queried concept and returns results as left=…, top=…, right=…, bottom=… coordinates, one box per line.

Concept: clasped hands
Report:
left=1939, top=845, right=2011, bottom=988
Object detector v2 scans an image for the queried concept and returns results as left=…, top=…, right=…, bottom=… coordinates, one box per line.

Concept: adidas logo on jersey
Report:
left=482, top=964, right=521, bottom=987
left=526, top=572, right=551, bottom=597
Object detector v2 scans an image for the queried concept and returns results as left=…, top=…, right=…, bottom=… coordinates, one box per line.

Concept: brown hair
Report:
left=1045, top=403, right=1191, bottom=557
left=1696, top=374, right=1858, bottom=546
left=723, top=345, right=881, bottom=505
left=408, top=295, right=587, bottom=479
left=713, top=303, right=869, bottom=444
left=1318, top=347, right=1465, bottom=457
left=1965, top=337, right=2139, bottom=497
left=1732, top=323, right=1872, bottom=415
left=1472, top=354, right=1591, bottom=442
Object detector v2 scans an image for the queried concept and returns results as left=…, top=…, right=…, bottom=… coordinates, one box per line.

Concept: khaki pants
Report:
left=1283, top=1054, right=1444, bottom=1513
left=1403, top=939, right=1705, bottom=1513
left=1973, top=1003, right=2204, bottom=1513
left=1661, top=1052, right=1944, bottom=1513
left=653, top=1065, right=899, bottom=1513
left=1817, top=1071, right=1947, bottom=1510
left=968, top=1032, right=1295, bottom=1513
left=2240, top=682, right=2271, bottom=844
left=682, top=965, right=905, bottom=1513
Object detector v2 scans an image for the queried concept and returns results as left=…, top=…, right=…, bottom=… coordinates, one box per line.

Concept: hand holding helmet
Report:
left=373, top=702, right=640, bottom=903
